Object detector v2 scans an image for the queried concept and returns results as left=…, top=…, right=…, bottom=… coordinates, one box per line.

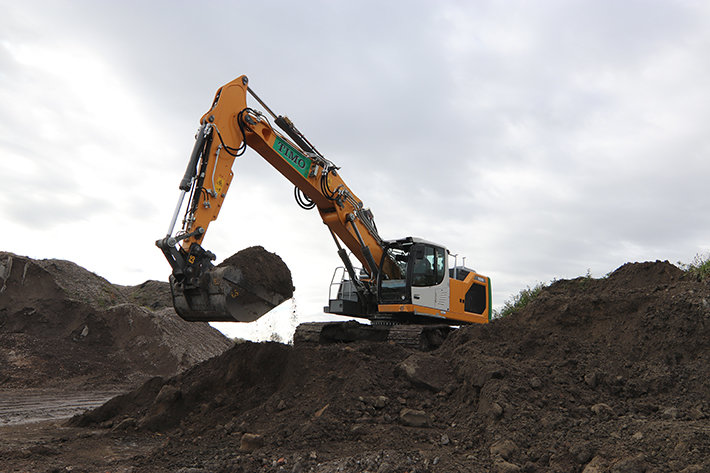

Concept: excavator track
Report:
left=293, top=320, right=453, bottom=351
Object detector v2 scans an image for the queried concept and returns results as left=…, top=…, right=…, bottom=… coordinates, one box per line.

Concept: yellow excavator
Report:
left=156, top=75, right=491, bottom=346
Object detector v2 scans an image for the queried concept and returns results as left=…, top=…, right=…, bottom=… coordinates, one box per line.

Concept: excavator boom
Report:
left=158, top=75, right=491, bottom=328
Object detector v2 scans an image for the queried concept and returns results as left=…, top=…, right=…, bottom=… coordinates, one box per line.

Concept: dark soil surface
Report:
left=218, top=246, right=295, bottom=300
left=2, top=258, right=710, bottom=472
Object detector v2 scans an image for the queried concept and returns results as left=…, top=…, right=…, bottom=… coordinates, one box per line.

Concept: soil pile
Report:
left=69, top=260, right=710, bottom=472
left=218, top=245, right=295, bottom=300
left=0, top=252, right=232, bottom=389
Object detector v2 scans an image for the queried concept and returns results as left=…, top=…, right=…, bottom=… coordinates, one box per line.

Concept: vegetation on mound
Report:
left=496, top=269, right=593, bottom=318
left=679, top=253, right=710, bottom=281
left=496, top=281, right=547, bottom=318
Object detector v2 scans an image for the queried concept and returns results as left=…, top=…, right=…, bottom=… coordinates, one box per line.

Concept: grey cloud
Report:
left=2, top=191, right=112, bottom=229
left=3, top=0, right=710, bottom=314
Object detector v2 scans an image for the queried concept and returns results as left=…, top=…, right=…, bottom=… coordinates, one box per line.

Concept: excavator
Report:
left=156, top=75, right=491, bottom=348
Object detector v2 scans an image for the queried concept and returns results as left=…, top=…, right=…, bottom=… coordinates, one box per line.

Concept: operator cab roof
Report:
left=384, top=236, right=446, bottom=250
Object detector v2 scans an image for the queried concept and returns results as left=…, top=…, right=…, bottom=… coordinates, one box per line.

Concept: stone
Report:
left=673, top=440, right=688, bottom=456
left=610, top=454, right=646, bottom=473
left=490, top=439, right=518, bottom=460
left=591, top=403, right=614, bottom=418
left=688, top=407, right=705, bottom=420
left=570, top=443, right=593, bottom=464
left=478, top=396, right=504, bottom=420
left=469, top=364, right=507, bottom=388
left=490, top=402, right=504, bottom=418
left=584, top=372, right=600, bottom=388
left=582, top=456, right=606, bottom=473
left=679, top=466, right=704, bottom=473
left=399, top=408, right=428, bottom=427
left=396, top=354, right=452, bottom=392
left=374, top=395, right=388, bottom=409
left=240, top=433, right=264, bottom=452
left=494, top=460, right=521, bottom=473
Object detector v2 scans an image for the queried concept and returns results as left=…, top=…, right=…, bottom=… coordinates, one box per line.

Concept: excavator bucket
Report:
left=170, top=246, right=294, bottom=323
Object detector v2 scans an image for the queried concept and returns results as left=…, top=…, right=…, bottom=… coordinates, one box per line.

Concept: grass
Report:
left=679, top=253, right=710, bottom=281
left=496, top=281, right=547, bottom=319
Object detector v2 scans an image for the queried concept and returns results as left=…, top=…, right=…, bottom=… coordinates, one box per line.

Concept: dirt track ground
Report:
left=0, top=389, right=123, bottom=426
left=0, top=419, right=163, bottom=473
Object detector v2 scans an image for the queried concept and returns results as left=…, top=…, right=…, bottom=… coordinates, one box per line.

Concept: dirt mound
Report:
left=2, top=259, right=706, bottom=472
left=437, top=260, right=710, bottom=471
left=605, top=259, right=684, bottom=288
left=218, top=245, right=295, bottom=300
left=121, top=279, right=174, bottom=310
left=0, top=252, right=232, bottom=389
left=68, top=260, right=710, bottom=472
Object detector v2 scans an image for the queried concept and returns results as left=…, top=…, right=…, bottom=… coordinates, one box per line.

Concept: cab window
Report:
left=434, top=247, right=446, bottom=284
left=411, top=245, right=446, bottom=287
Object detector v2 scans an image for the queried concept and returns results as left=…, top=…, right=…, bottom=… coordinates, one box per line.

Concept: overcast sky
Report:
left=2, top=0, right=709, bottom=339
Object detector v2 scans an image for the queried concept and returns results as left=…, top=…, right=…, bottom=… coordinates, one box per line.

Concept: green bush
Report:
left=496, top=282, right=547, bottom=318
left=679, top=253, right=710, bottom=281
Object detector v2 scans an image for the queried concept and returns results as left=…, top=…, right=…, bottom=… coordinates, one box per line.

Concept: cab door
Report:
left=409, top=244, right=449, bottom=311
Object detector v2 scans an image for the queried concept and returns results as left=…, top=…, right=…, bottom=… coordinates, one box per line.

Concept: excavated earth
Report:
left=2, top=257, right=710, bottom=472
left=218, top=245, right=295, bottom=301
left=0, top=251, right=233, bottom=391
left=0, top=250, right=233, bottom=436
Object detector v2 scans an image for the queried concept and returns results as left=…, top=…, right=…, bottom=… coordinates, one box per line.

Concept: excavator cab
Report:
left=376, top=237, right=491, bottom=324
left=327, top=237, right=491, bottom=325
left=378, top=238, right=448, bottom=306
